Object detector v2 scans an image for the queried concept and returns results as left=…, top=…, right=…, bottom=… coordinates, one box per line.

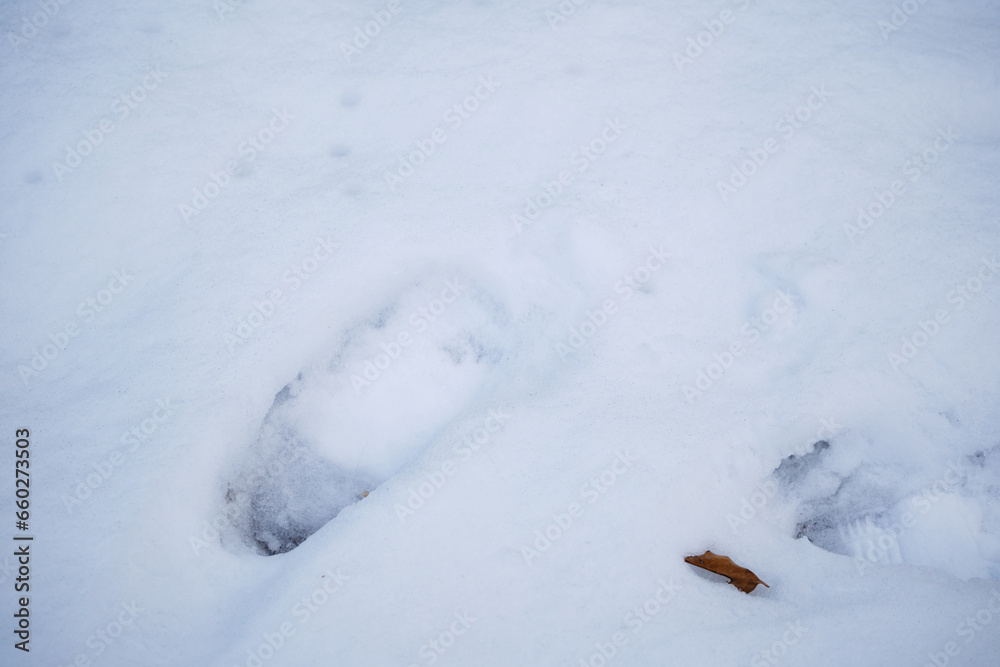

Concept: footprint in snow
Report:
left=223, top=271, right=512, bottom=555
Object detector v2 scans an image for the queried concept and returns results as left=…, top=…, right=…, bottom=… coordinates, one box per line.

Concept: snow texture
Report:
left=1, top=0, right=999, bottom=666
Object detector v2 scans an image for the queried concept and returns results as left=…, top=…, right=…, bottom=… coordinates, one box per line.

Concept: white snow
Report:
left=2, top=0, right=999, bottom=665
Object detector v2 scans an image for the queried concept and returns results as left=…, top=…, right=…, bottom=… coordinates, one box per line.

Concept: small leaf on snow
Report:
left=684, top=550, right=769, bottom=594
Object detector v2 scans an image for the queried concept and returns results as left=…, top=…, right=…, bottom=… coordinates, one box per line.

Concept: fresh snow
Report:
left=2, top=0, right=999, bottom=666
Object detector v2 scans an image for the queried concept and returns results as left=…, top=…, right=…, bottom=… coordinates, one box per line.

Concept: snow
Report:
left=2, top=0, right=999, bottom=665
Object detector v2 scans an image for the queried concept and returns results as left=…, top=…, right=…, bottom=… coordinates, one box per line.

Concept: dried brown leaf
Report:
left=684, top=550, right=769, bottom=594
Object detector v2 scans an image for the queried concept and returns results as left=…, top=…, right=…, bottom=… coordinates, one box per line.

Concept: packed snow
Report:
left=1, top=0, right=999, bottom=666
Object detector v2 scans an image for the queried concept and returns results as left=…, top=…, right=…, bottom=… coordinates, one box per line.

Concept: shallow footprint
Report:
left=224, top=272, right=512, bottom=555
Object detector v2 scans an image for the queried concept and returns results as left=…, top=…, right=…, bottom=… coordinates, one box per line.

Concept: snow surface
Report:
left=2, top=0, right=1000, bottom=665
